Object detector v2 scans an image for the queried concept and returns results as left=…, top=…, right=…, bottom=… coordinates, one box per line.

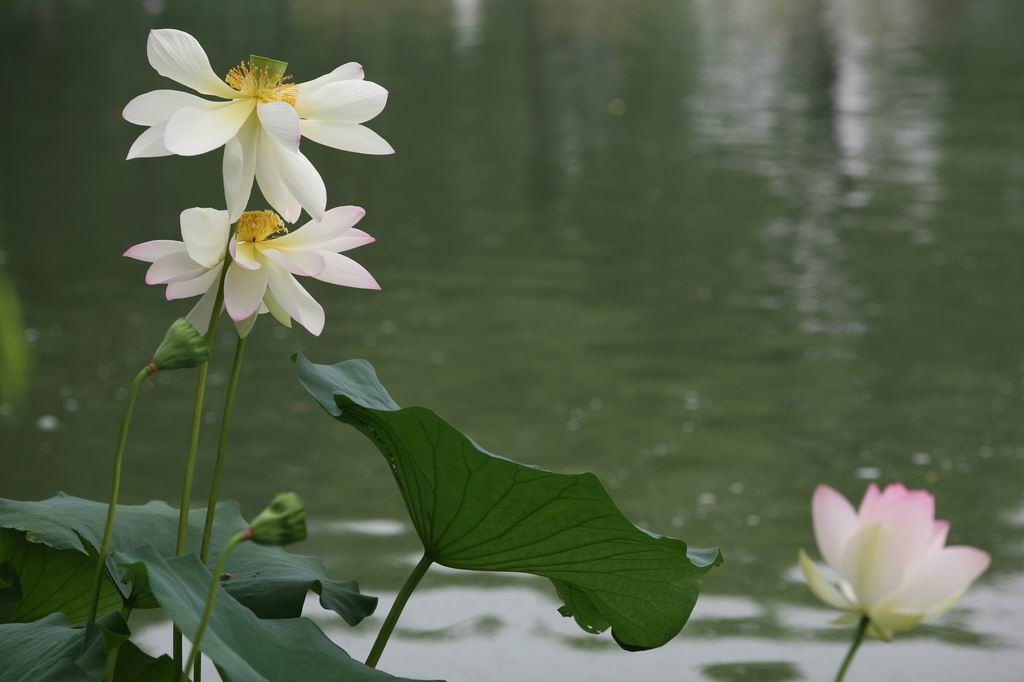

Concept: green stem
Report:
left=365, top=553, right=433, bottom=668
left=834, top=616, right=869, bottom=682
left=193, top=335, right=246, bottom=682
left=181, top=530, right=249, bottom=682
left=199, top=336, right=247, bottom=563
left=173, top=263, right=229, bottom=671
left=87, top=366, right=151, bottom=623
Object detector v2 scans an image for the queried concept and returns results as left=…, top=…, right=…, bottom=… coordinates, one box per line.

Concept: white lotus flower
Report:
left=123, top=29, right=393, bottom=223
left=800, top=483, right=990, bottom=640
left=124, top=207, right=379, bottom=337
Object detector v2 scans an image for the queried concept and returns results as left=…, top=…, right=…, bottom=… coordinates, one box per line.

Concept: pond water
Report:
left=2, top=1, right=1023, bottom=680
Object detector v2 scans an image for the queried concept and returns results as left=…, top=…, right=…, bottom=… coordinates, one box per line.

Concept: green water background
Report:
left=1, top=1, right=1023, bottom=679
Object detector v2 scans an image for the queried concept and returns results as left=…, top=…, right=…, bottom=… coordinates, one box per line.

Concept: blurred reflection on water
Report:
left=2, top=1, right=1023, bottom=679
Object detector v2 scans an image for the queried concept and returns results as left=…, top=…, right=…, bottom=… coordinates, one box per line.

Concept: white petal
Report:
left=868, top=606, right=923, bottom=638
left=314, top=251, right=380, bottom=289
left=165, top=100, right=256, bottom=157
left=300, top=120, right=394, bottom=155
left=127, top=123, right=172, bottom=160
left=799, top=550, right=854, bottom=611
left=124, top=240, right=184, bottom=263
left=269, top=206, right=366, bottom=251
left=146, top=29, right=238, bottom=99
left=301, top=80, right=388, bottom=123
left=295, top=62, right=364, bottom=110
left=234, top=312, right=258, bottom=338
left=320, top=228, right=375, bottom=254
left=883, top=546, right=990, bottom=615
left=166, top=264, right=220, bottom=301
left=186, top=282, right=220, bottom=335
left=124, top=89, right=219, bottom=125
left=263, top=288, right=292, bottom=328
left=257, top=102, right=301, bottom=152
left=254, top=131, right=302, bottom=223
left=840, top=523, right=905, bottom=609
left=224, top=262, right=269, bottom=321
left=262, top=247, right=325, bottom=277
left=812, top=485, right=860, bottom=571
left=146, top=252, right=206, bottom=285
left=267, top=139, right=326, bottom=221
left=230, top=241, right=262, bottom=271
left=179, top=208, right=230, bottom=268
left=223, top=115, right=259, bottom=223
left=266, top=266, right=325, bottom=335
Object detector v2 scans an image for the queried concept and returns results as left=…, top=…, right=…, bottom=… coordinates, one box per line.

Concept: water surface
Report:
left=2, top=1, right=1023, bottom=679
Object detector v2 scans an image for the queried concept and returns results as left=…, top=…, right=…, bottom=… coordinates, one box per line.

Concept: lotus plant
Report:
left=801, top=483, right=990, bottom=680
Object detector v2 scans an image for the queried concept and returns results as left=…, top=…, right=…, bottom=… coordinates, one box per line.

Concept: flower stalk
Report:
left=365, top=553, right=433, bottom=668
left=173, top=260, right=229, bottom=670
left=834, top=616, right=869, bottom=682
left=198, top=335, right=247, bottom=563
left=181, top=529, right=250, bottom=682
left=86, top=366, right=152, bottom=623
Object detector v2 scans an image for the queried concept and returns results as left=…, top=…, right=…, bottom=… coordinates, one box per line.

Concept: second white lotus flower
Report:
left=123, top=29, right=394, bottom=223
left=800, top=483, right=990, bottom=640
left=124, top=206, right=379, bottom=336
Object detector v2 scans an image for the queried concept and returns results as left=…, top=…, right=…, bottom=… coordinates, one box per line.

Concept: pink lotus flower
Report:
left=800, top=483, right=990, bottom=640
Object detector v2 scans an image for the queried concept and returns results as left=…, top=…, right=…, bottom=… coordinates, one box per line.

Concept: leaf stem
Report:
left=87, top=366, right=151, bottom=623
left=173, top=261, right=229, bottom=671
left=193, top=334, right=246, bottom=682
left=834, top=616, right=869, bottom=682
left=181, top=530, right=249, bottom=682
left=365, top=553, right=433, bottom=668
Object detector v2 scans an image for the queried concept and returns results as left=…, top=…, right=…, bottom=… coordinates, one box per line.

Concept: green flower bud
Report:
left=150, top=318, right=209, bottom=372
left=249, top=54, right=288, bottom=82
left=248, top=492, right=307, bottom=546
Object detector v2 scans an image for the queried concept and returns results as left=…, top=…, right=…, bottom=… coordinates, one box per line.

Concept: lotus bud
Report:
left=149, top=318, right=209, bottom=373
left=247, top=492, right=307, bottom=546
left=249, top=54, right=289, bottom=82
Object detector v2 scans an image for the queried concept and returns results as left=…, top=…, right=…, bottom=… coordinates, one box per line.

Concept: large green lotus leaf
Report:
left=0, top=528, right=121, bottom=625
left=0, top=494, right=376, bottom=624
left=0, top=611, right=175, bottom=682
left=295, top=354, right=724, bottom=652
left=118, top=545, right=437, bottom=682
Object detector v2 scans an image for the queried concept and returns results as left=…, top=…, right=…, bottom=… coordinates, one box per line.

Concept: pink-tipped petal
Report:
left=885, top=546, right=991, bottom=615
left=300, top=120, right=394, bottom=155
left=812, top=484, right=859, bottom=570
left=124, top=240, right=184, bottom=263
left=269, top=206, right=366, bottom=251
left=165, top=266, right=220, bottom=301
left=145, top=252, right=206, bottom=285
left=313, top=251, right=380, bottom=290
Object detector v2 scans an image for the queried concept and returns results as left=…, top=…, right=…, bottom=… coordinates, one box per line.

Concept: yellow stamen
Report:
left=237, top=210, right=288, bottom=243
left=225, top=61, right=297, bottom=105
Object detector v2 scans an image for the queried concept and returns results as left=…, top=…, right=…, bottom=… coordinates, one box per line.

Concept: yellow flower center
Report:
left=225, top=61, right=297, bottom=105
left=237, top=210, right=288, bottom=243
